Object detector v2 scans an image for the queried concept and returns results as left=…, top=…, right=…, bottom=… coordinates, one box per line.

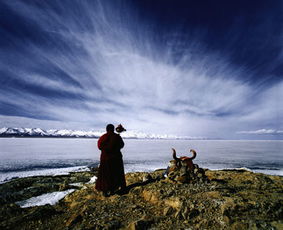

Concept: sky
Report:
left=0, top=0, right=282, bottom=139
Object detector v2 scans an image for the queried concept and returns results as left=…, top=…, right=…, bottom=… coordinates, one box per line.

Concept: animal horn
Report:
left=172, top=148, right=179, bottom=161
left=188, top=149, right=197, bottom=160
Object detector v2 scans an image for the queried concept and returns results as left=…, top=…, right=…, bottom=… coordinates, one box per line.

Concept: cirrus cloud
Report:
left=0, top=0, right=282, bottom=139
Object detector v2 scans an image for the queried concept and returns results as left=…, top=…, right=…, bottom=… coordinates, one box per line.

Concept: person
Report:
left=95, top=124, right=126, bottom=196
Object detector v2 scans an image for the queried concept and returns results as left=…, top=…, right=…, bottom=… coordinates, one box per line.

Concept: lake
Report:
left=0, top=138, right=282, bottom=183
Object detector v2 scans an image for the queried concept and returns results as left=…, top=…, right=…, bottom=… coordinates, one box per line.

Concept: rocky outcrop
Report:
left=0, top=169, right=282, bottom=230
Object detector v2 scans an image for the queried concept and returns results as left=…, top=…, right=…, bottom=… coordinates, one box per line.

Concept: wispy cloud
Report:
left=0, top=0, right=282, bottom=139
left=237, top=129, right=283, bottom=135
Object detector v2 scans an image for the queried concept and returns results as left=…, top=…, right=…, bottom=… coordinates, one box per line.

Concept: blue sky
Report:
left=0, top=0, right=282, bottom=139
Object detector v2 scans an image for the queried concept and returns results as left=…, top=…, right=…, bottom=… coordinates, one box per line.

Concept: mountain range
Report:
left=0, top=127, right=208, bottom=140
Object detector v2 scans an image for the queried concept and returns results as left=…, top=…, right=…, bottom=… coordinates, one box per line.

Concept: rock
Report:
left=188, top=208, right=200, bottom=219
left=127, top=218, right=152, bottom=230
left=165, top=159, right=208, bottom=184
left=174, top=210, right=183, bottom=220
left=0, top=170, right=282, bottom=230
left=163, top=206, right=174, bottom=216
left=175, top=175, right=187, bottom=183
left=142, top=174, right=153, bottom=182
left=66, top=213, right=83, bottom=227
left=58, top=182, right=68, bottom=191
left=230, top=221, right=249, bottom=230
left=142, top=190, right=159, bottom=204
left=220, top=197, right=236, bottom=216
left=164, top=197, right=182, bottom=209
left=223, top=215, right=230, bottom=224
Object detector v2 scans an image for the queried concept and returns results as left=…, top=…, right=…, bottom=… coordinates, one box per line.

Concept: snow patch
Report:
left=86, top=176, right=97, bottom=184
left=16, top=189, right=75, bottom=208
left=69, top=182, right=83, bottom=187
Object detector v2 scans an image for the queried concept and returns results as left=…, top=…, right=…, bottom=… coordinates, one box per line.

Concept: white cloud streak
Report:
left=237, top=129, right=283, bottom=135
left=1, top=1, right=282, bottom=139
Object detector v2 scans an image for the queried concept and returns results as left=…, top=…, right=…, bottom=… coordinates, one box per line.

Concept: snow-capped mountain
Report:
left=0, top=127, right=102, bottom=138
left=0, top=127, right=47, bottom=136
left=0, top=127, right=208, bottom=140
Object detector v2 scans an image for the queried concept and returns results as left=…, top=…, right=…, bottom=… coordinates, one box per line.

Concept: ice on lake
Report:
left=0, top=138, right=282, bottom=183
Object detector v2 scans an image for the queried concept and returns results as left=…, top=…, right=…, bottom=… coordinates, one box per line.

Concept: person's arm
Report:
left=97, top=134, right=109, bottom=150
left=97, top=136, right=103, bottom=150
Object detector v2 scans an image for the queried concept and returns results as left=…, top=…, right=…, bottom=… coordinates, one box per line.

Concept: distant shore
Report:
left=0, top=135, right=100, bottom=138
left=0, top=135, right=217, bottom=140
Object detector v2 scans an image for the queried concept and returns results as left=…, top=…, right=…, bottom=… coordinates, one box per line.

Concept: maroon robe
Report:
left=95, top=131, right=126, bottom=192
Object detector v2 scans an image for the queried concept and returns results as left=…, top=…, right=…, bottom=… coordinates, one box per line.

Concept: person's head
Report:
left=106, top=124, right=114, bottom=132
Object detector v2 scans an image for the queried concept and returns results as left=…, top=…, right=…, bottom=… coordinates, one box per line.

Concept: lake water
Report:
left=0, top=138, right=282, bottom=183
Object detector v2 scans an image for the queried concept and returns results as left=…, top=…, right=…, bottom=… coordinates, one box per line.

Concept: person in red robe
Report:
left=95, top=124, right=126, bottom=196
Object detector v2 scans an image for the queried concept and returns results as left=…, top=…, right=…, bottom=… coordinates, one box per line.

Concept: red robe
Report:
left=95, top=131, right=126, bottom=192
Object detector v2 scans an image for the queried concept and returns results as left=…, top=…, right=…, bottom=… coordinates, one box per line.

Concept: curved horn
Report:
left=188, top=149, right=197, bottom=160
left=172, top=148, right=179, bottom=161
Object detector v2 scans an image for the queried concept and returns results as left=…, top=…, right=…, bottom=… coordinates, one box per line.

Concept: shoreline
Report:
left=1, top=165, right=282, bottom=185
